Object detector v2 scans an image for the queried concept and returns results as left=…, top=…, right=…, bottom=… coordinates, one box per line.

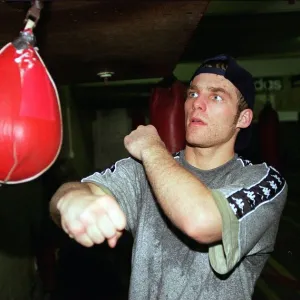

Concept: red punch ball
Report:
left=0, top=29, right=62, bottom=184
left=150, top=80, right=186, bottom=153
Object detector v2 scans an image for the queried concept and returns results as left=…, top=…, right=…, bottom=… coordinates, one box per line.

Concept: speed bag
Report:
left=0, top=29, right=62, bottom=184
left=150, top=80, right=186, bottom=153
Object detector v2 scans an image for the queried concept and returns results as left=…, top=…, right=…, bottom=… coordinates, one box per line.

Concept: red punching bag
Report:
left=258, top=100, right=280, bottom=170
left=150, top=79, right=186, bottom=153
left=0, top=26, right=62, bottom=184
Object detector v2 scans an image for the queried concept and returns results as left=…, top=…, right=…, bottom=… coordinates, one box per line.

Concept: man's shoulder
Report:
left=235, top=156, right=285, bottom=181
left=215, top=156, right=280, bottom=188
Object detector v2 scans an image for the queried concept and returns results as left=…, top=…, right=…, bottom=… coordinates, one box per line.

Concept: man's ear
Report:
left=237, top=109, right=253, bottom=129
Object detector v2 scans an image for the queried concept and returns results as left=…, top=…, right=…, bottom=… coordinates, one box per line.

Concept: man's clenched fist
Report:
left=124, top=125, right=165, bottom=161
left=57, top=191, right=126, bottom=248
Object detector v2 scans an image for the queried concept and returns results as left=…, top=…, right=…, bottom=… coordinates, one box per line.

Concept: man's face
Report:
left=185, top=73, right=245, bottom=148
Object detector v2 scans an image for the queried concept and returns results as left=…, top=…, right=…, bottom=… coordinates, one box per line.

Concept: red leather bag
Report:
left=0, top=29, right=62, bottom=184
left=150, top=80, right=186, bottom=153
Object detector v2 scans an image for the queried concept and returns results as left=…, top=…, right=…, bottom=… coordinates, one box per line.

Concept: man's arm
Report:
left=124, top=125, right=222, bottom=244
left=49, top=182, right=126, bottom=248
left=49, top=182, right=92, bottom=227
left=142, top=146, right=222, bottom=244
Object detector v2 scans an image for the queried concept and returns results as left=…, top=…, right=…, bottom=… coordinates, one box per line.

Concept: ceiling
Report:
left=0, top=0, right=300, bottom=85
left=0, top=0, right=209, bottom=84
left=182, top=0, right=300, bottom=62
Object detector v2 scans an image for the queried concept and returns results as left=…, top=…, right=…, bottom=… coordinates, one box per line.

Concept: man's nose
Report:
left=192, top=94, right=207, bottom=111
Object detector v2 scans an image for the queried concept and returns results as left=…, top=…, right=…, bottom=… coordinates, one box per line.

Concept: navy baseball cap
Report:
left=190, top=54, right=255, bottom=151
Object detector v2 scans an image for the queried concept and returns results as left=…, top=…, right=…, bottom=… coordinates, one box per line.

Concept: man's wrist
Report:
left=55, top=184, right=91, bottom=209
left=141, top=142, right=167, bottom=162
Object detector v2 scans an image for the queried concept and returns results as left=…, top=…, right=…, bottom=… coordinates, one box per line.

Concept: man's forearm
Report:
left=141, top=147, right=222, bottom=243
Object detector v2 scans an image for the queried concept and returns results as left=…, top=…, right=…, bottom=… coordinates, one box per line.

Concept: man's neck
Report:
left=184, top=144, right=235, bottom=170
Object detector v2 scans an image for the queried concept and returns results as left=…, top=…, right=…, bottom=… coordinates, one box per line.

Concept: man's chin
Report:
left=186, top=140, right=209, bottom=148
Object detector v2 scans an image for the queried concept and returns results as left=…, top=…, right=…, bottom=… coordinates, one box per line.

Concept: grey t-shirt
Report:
left=82, top=151, right=287, bottom=300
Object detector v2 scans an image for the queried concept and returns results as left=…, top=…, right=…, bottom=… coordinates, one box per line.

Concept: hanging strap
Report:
left=24, top=0, right=44, bottom=29
left=12, top=1, right=43, bottom=50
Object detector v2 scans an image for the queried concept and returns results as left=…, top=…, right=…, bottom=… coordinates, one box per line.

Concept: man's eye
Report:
left=188, top=91, right=198, bottom=98
left=213, top=95, right=223, bottom=102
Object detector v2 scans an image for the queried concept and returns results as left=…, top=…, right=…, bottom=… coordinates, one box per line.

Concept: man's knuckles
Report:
left=75, top=234, right=94, bottom=247
left=66, top=220, right=85, bottom=236
left=86, top=224, right=105, bottom=244
left=96, top=215, right=117, bottom=239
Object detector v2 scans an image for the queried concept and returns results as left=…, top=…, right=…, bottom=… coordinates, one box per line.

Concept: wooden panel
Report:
left=0, top=1, right=209, bottom=83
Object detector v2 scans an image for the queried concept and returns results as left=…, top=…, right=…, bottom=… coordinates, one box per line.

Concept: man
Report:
left=50, top=54, right=287, bottom=299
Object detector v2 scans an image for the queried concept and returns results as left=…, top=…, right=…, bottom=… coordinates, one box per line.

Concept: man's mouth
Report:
left=190, top=117, right=207, bottom=125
